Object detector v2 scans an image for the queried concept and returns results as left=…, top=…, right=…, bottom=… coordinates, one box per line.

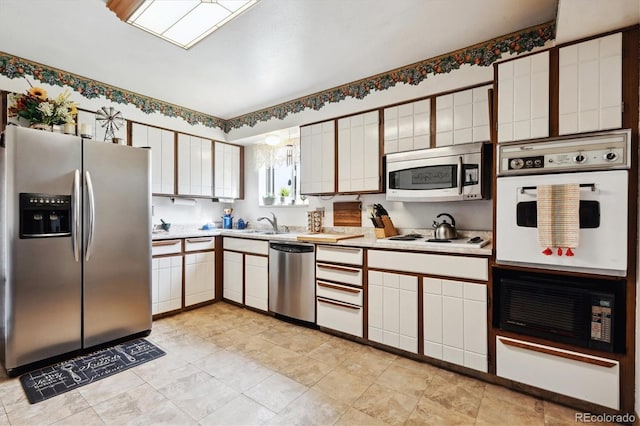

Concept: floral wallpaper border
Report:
left=0, top=21, right=554, bottom=133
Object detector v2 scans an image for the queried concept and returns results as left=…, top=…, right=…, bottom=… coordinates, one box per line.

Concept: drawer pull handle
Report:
left=317, top=281, right=361, bottom=293
left=317, top=297, right=361, bottom=310
left=186, top=238, right=214, bottom=243
left=316, top=263, right=361, bottom=274
left=152, top=240, right=181, bottom=247
left=498, top=338, right=617, bottom=368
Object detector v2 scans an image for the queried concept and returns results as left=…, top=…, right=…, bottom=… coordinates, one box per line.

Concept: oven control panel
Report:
left=497, top=129, right=631, bottom=175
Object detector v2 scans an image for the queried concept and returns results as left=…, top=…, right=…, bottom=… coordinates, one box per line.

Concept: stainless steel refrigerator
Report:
left=0, top=126, right=152, bottom=375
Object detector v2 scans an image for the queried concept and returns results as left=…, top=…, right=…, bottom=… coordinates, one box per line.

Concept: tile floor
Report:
left=0, top=302, right=594, bottom=425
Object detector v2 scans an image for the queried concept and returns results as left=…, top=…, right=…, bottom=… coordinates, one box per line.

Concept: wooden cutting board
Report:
left=296, top=233, right=364, bottom=243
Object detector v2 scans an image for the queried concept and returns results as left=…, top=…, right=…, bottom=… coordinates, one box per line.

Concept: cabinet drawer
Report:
left=152, top=239, right=182, bottom=256
left=316, top=245, right=363, bottom=266
left=368, top=250, right=488, bottom=281
left=316, top=280, right=363, bottom=306
left=316, top=263, right=362, bottom=286
left=185, top=237, right=215, bottom=252
left=496, top=336, right=619, bottom=409
left=224, top=237, right=268, bottom=255
left=317, top=297, right=363, bottom=337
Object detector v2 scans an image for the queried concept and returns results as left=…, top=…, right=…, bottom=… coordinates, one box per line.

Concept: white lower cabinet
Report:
left=223, top=251, right=243, bottom=304
left=244, top=254, right=268, bottom=311
left=496, top=336, right=619, bottom=410
left=184, top=252, right=215, bottom=306
left=368, top=271, right=418, bottom=353
left=222, top=238, right=269, bottom=310
left=151, top=255, right=182, bottom=315
left=423, top=278, right=487, bottom=372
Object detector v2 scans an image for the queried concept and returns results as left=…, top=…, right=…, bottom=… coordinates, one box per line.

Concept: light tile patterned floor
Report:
left=0, top=302, right=589, bottom=425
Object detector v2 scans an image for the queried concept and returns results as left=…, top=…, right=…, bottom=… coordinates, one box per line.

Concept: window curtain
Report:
left=253, top=137, right=300, bottom=168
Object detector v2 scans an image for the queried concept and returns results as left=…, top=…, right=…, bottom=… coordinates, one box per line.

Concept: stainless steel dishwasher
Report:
left=269, top=241, right=316, bottom=323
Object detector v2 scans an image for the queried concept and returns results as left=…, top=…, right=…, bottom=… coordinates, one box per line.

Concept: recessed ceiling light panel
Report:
left=107, top=0, right=259, bottom=49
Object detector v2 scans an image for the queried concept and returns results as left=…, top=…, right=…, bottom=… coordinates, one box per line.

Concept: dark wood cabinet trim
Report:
left=317, top=297, right=361, bottom=310
left=316, top=262, right=361, bottom=274
left=317, top=280, right=361, bottom=294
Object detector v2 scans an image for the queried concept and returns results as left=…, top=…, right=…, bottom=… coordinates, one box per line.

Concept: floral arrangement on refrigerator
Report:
left=8, top=86, right=78, bottom=126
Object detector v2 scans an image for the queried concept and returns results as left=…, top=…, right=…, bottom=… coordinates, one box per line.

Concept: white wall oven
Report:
left=495, top=130, right=631, bottom=277
left=386, top=142, right=492, bottom=202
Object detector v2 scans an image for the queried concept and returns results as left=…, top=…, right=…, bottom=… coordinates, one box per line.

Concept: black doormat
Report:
left=19, top=338, right=165, bottom=404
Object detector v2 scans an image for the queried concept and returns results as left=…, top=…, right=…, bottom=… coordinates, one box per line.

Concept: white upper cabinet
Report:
left=559, top=33, right=622, bottom=135
left=384, top=99, right=430, bottom=154
left=436, top=85, right=491, bottom=146
left=213, top=142, right=241, bottom=199
left=337, top=111, right=381, bottom=193
left=131, top=123, right=175, bottom=194
left=497, top=51, right=549, bottom=142
left=177, top=133, right=213, bottom=197
left=300, top=120, right=336, bottom=194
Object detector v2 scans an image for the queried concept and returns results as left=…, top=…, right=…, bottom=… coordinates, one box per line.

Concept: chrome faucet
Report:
left=257, top=212, right=278, bottom=233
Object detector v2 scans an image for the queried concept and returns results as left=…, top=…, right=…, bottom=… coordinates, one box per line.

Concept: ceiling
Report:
left=0, top=0, right=637, bottom=132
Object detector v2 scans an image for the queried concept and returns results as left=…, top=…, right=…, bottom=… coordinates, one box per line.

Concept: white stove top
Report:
left=376, top=235, right=490, bottom=249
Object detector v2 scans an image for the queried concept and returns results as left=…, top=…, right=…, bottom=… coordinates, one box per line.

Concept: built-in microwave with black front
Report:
left=493, top=268, right=625, bottom=353
left=385, top=142, right=492, bottom=202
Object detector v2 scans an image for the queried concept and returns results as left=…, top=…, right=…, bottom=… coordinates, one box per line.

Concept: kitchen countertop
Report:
left=152, top=228, right=493, bottom=256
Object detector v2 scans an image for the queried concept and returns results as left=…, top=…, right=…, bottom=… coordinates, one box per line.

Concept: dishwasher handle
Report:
left=269, top=242, right=315, bottom=253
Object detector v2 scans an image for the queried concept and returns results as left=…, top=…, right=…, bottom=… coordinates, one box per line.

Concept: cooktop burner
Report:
left=379, top=235, right=489, bottom=249
left=388, top=234, right=423, bottom=241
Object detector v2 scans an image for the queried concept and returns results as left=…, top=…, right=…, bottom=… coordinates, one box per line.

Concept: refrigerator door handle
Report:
left=72, top=169, right=80, bottom=262
left=85, top=170, right=96, bottom=261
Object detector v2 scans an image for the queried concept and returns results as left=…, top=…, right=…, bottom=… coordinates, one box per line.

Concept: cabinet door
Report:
left=398, top=275, right=418, bottom=353
left=160, top=130, right=175, bottom=194
left=177, top=133, right=191, bottom=195
left=337, top=111, right=379, bottom=193
left=190, top=136, right=203, bottom=195
left=223, top=251, right=243, bottom=303
left=244, top=255, right=268, bottom=311
left=462, top=283, right=487, bottom=356
left=423, top=277, right=443, bottom=359
left=442, top=279, right=464, bottom=365
left=184, top=252, right=214, bottom=306
left=412, top=99, right=430, bottom=150
left=453, top=89, right=473, bottom=144
left=367, top=271, right=383, bottom=343
left=301, top=121, right=335, bottom=194
left=214, top=142, right=240, bottom=199
left=383, top=106, right=399, bottom=154
left=300, top=125, right=313, bottom=194
left=201, top=139, right=212, bottom=197
left=132, top=124, right=175, bottom=195
left=472, top=86, right=490, bottom=142
left=368, top=271, right=417, bottom=353
left=436, top=94, right=454, bottom=146
left=497, top=51, right=549, bottom=142
left=559, top=32, right=622, bottom=135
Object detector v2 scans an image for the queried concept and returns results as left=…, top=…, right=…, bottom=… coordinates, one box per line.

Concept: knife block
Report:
left=375, top=215, right=398, bottom=238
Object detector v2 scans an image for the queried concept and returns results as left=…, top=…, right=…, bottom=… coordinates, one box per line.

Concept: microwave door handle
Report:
left=457, top=156, right=463, bottom=195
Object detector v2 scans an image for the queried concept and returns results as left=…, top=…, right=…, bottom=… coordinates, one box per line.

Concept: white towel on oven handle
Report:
left=536, top=183, right=580, bottom=256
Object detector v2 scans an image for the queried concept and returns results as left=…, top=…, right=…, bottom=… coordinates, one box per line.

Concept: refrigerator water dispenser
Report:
left=19, top=193, right=71, bottom=238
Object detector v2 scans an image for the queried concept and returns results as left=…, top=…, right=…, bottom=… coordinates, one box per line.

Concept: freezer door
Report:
left=2, top=127, right=82, bottom=370
left=82, top=140, right=152, bottom=348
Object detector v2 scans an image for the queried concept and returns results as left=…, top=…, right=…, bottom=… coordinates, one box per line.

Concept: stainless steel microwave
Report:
left=385, top=142, right=492, bottom=202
